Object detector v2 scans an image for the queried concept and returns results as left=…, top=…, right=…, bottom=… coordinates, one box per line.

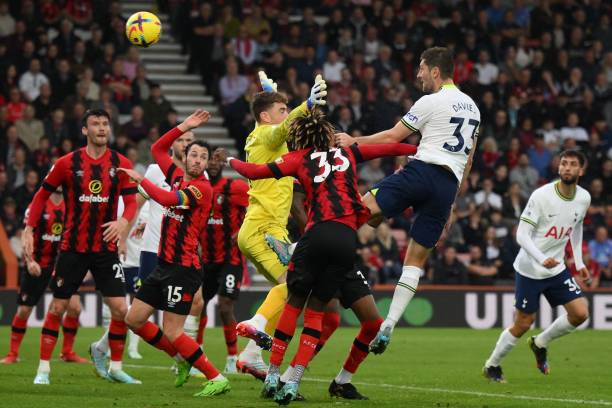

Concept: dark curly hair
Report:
left=289, top=108, right=335, bottom=151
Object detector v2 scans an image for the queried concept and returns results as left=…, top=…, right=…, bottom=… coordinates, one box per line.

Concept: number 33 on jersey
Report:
left=400, top=84, right=481, bottom=182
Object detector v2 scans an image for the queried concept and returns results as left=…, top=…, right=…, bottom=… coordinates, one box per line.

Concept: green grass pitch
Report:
left=0, top=327, right=610, bottom=407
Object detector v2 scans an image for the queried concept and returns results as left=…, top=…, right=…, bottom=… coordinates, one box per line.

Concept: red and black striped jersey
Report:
left=27, top=148, right=138, bottom=253
left=200, top=177, right=249, bottom=266
left=230, top=143, right=417, bottom=231
left=24, top=199, right=65, bottom=268
left=148, top=126, right=214, bottom=269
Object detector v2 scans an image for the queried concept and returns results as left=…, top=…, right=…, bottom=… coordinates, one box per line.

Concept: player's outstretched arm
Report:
left=336, top=121, right=412, bottom=147
left=216, top=148, right=297, bottom=180
left=118, top=168, right=206, bottom=208
left=151, top=109, right=211, bottom=175
left=354, top=143, right=417, bottom=162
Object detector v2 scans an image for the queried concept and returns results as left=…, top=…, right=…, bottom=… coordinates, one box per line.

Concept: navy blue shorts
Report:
left=124, top=267, right=140, bottom=294
left=138, top=251, right=159, bottom=282
left=515, top=269, right=584, bottom=314
left=372, top=160, right=458, bottom=248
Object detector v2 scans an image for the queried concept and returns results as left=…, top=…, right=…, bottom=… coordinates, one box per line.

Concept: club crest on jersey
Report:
left=76, top=170, right=84, bottom=177
left=216, top=194, right=224, bottom=205
left=544, top=226, right=573, bottom=240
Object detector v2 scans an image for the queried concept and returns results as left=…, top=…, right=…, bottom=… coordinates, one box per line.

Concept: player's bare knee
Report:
left=49, top=298, right=69, bottom=316
left=16, top=306, right=33, bottom=320
left=218, top=296, right=233, bottom=314
left=108, top=302, right=128, bottom=320
left=569, top=309, right=589, bottom=326
left=124, top=311, right=142, bottom=331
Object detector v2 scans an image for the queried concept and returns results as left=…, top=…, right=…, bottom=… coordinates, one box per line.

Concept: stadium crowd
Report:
left=1, top=0, right=611, bottom=287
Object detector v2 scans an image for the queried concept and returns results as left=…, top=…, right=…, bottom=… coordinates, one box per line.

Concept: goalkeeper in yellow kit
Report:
left=235, top=72, right=328, bottom=378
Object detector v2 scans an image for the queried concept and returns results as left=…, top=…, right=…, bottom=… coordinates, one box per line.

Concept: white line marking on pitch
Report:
left=123, top=364, right=612, bottom=406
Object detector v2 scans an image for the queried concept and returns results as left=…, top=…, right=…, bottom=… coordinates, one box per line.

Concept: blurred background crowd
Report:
left=0, top=0, right=610, bottom=288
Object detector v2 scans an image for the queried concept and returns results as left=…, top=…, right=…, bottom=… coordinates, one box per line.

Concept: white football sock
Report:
left=485, top=328, right=519, bottom=367
left=334, top=368, right=353, bottom=385
left=95, top=330, right=109, bottom=354
left=280, top=365, right=294, bottom=383
left=109, top=360, right=122, bottom=371
left=535, top=314, right=576, bottom=348
left=128, top=329, right=140, bottom=353
left=184, top=315, right=200, bottom=341
left=38, top=360, right=50, bottom=373
left=383, top=265, right=422, bottom=330
left=102, top=303, right=111, bottom=330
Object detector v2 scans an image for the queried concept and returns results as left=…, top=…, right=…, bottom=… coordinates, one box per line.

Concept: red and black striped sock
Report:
left=270, top=304, right=302, bottom=367
left=223, top=322, right=238, bottom=356
left=9, top=315, right=28, bottom=356
left=108, top=319, right=127, bottom=362
left=196, top=316, right=208, bottom=345
left=172, top=333, right=220, bottom=380
left=61, top=315, right=79, bottom=355
left=135, top=321, right=177, bottom=357
left=292, top=308, right=324, bottom=368
left=343, top=318, right=383, bottom=373
left=40, top=312, right=61, bottom=361
left=289, top=310, right=340, bottom=367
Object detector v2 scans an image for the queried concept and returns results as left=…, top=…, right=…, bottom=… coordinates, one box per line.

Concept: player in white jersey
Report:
left=336, top=47, right=481, bottom=352
left=483, top=150, right=591, bottom=382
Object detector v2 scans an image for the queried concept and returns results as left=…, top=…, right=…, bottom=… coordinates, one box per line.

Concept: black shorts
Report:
left=136, top=259, right=203, bottom=315
left=337, top=268, right=372, bottom=309
left=287, top=221, right=357, bottom=304
left=138, top=250, right=158, bottom=281
left=124, top=267, right=140, bottom=295
left=203, top=263, right=243, bottom=302
left=18, top=266, right=54, bottom=306
left=52, top=251, right=125, bottom=299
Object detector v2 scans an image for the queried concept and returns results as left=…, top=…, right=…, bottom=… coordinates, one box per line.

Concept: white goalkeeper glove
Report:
left=258, top=71, right=278, bottom=92
left=307, top=74, right=327, bottom=109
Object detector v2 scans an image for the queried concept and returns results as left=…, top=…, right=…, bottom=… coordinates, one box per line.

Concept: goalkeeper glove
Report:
left=307, top=74, right=327, bottom=109
left=258, top=71, right=278, bottom=92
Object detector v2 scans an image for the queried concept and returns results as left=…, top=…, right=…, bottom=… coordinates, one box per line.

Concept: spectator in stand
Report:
left=492, top=164, right=510, bottom=196
left=54, top=19, right=80, bottom=57
left=0, top=1, right=15, bottom=38
left=64, top=0, right=93, bottom=27
left=219, top=57, right=249, bottom=106
left=467, top=245, right=498, bottom=285
left=527, top=134, right=552, bottom=178
left=502, top=182, right=526, bottom=222
left=13, top=169, right=38, bottom=215
left=6, top=147, right=29, bottom=189
left=31, top=136, right=52, bottom=174
left=1, top=197, right=20, bottom=238
left=15, top=105, right=44, bottom=152
left=130, top=64, right=154, bottom=105
left=77, top=67, right=100, bottom=102
left=373, top=222, right=402, bottom=282
left=588, top=226, right=611, bottom=279
left=6, top=87, right=26, bottom=124
left=358, top=158, right=385, bottom=188
left=509, top=153, right=539, bottom=199
left=136, top=126, right=158, bottom=166
left=121, top=105, right=150, bottom=145
left=103, top=59, right=132, bottom=113
left=560, top=111, right=589, bottom=142
left=477, top=137, right=501, bottom=178
left=43, top=108, right=70, bottom=147
left=587, top=178, right=606, bottom=227
left=232, top=26, right=258, bottom=67
left=322, top=50, right=345, bottom=84
left=244, top=5, right=270, bottom=38
left=50, top=59, right=77, bottom=103
left=32, top=83, right=56, bottom=120
left=18, top=59, right=49, bottom=102
left=1, top=125, right=26, bottom=167
left=463, top=212, right=485, bottom=248
left=474, top=50, right=499, bottom=86
left=141, top=84, right=172, bottom=126
left=566, top=241, right=602, bottom=290
left=474, top=178, right=503, bottom=214
left=431, top=246, right=468, bottom=285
